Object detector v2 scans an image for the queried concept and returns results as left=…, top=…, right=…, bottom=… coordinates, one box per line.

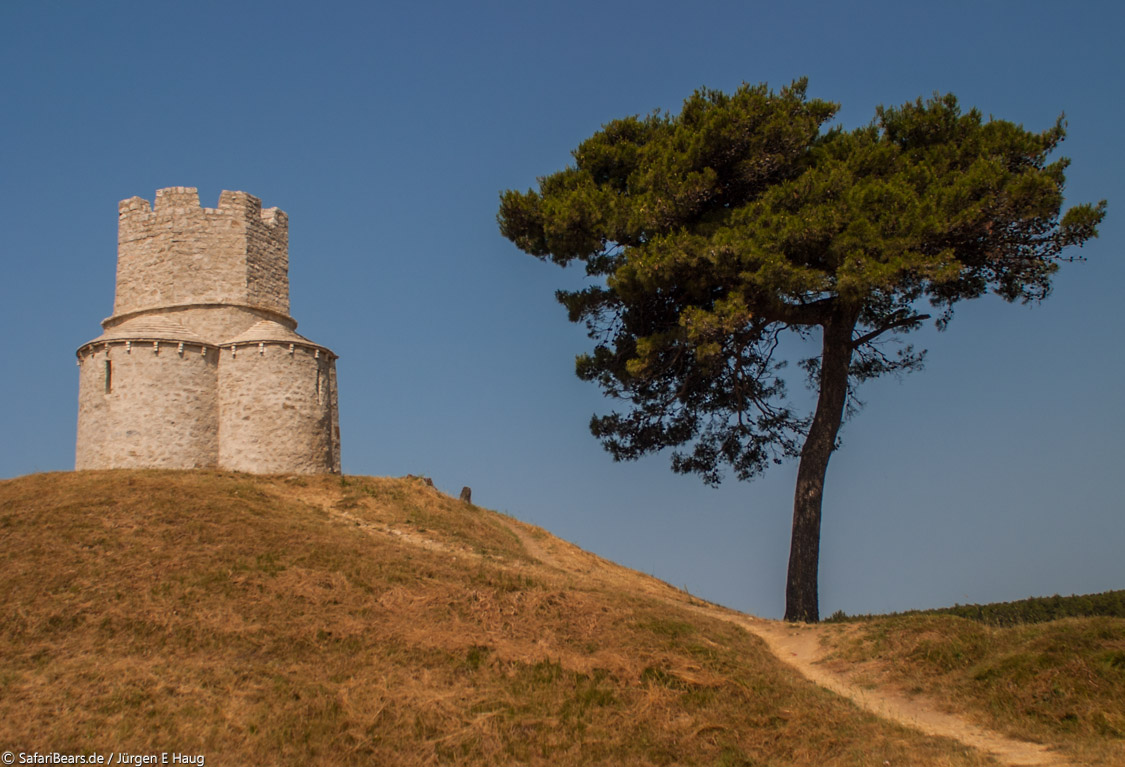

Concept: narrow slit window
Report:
left=104, top=360, right=112, bottom=393
left=316, top=367, right=323, bottom=404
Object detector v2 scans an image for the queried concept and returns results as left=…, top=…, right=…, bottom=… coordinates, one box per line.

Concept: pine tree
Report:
left=498, top=80, right=1105, bottom=622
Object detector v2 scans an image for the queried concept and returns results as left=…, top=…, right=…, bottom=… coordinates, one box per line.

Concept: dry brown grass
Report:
left=818, top=614, right=1125, bottom=766
left=1, top=470, right=995, bottom=766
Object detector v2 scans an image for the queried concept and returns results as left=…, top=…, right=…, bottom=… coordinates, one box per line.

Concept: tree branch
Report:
left=768, top=296, right=836, bottom=326
left=851, top=313, right=931, bottom=349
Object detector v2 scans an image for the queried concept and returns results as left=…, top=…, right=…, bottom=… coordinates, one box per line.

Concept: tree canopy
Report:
left=498, top=79, right=1105, bottom=622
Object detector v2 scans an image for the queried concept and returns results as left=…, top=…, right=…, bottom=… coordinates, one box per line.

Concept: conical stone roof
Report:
left=220, top=319, right=318, bottom=347
left=90, top=314, right=208, bottom=344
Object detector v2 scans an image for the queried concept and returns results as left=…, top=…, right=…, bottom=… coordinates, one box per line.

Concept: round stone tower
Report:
left=76, top=187, right=341, bottom=473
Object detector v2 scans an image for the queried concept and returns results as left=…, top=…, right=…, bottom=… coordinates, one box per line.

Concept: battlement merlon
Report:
left=118, top=196, right=152, bottom=216
left=118, top=188, right=289, bottom=231
left=112, top=188, right=291, bottom=319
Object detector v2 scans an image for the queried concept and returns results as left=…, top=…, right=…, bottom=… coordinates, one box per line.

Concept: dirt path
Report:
left=498, top=517, right=1071, bottom=767
left=290, top=483, right=1069, bottom=767
left=724, top=616, right=1068, bottom=767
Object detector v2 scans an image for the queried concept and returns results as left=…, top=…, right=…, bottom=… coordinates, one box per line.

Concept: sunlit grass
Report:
left=1, top=470, right=994, bottom=766
left=820, top=613, right=1125, bottom=766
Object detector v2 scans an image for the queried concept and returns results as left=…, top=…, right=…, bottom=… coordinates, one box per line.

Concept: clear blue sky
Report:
left=2, top=1, right=1121, bottom=619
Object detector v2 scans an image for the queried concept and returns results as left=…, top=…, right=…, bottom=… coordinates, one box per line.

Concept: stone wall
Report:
left=217, top=344, right=338, bottom=474
left=243, top=197, right=290, bottom=317
left=76, top=342, right=219, bottom=469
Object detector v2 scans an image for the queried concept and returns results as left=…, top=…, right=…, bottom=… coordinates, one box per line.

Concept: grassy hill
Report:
left=0, top=471, right=1117, bottom=766
left=2, top=470, right=988, bottom=767
left=817, top=613, right=1125, bottom=766
left=818, top=590, right=1125, bottom=764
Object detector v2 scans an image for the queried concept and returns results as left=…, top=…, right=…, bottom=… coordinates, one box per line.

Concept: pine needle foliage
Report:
left=498, top=79, right=1106, bottom=622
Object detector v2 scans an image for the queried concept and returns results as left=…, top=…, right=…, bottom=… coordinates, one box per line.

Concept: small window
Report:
left=316, top=367, right=323, bottom=404
left=104, top=360, right=112, bottom=394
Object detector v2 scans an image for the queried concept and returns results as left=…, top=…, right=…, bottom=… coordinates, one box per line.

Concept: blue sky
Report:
left=1, top=0, right=1121, bottom=619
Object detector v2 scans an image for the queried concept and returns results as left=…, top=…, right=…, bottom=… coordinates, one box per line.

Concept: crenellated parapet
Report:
left=113, top=187, right=290, bottom=321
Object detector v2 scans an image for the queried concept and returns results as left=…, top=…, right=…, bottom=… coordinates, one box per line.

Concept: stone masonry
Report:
left=76, top=187, right=341, bottom=473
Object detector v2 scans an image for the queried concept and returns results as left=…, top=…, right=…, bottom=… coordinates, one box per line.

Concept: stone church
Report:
left=76, top=187, right=340, bottom=473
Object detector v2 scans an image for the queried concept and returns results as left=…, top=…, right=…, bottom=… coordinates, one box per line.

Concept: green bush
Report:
left=828, top=590, right=1125, bottom=626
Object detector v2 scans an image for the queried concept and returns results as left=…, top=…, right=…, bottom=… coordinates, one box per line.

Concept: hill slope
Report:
left=0, top=471, right=1085, bottom=766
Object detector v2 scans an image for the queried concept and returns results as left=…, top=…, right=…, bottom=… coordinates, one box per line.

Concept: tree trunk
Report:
left=784, top=310, right=857, bottom=623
